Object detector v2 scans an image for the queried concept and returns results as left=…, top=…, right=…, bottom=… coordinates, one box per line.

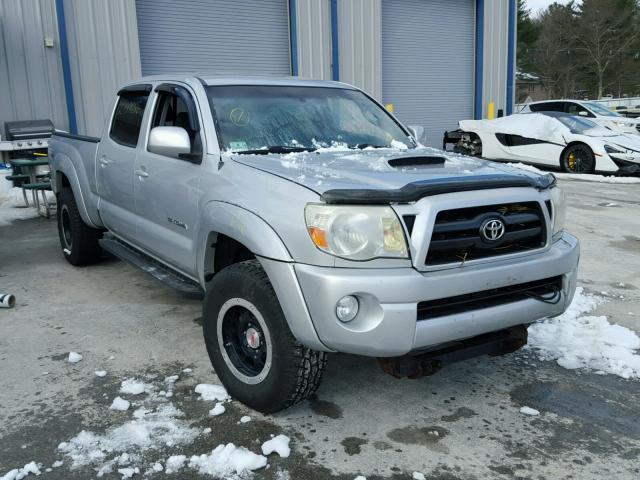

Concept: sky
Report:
left=525, top=0, right=574, bottom=16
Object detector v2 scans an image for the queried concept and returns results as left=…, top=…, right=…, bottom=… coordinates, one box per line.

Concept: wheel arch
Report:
left=560, top=141, right=596, bottom=171
left=52, top=156, right=102, bottom=228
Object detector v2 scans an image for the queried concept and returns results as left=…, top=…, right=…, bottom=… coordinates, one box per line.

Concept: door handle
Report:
left=99, top=157, right=110, bottom=168
left=134, top=168, right=149, bottom=178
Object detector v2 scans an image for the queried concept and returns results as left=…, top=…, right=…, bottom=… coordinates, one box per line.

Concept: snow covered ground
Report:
left=507, top=161, right=640, bottom=183
left=0, top=170, right=42, bottom=226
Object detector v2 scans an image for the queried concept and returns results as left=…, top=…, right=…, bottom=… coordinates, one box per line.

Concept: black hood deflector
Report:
left=320, top=173, right=557, bottom=205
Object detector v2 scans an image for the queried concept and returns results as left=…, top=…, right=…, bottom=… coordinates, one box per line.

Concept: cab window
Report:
left=109, top=90, right=150, bottom=147
left=565, top=102, right=593, bottom=117
left=529, top=102, right=564, bottom=113
left=149, top=88, right=202, bottom=157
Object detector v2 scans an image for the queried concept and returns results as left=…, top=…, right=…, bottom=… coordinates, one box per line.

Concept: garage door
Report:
left=136, top=0, right=291, bottom=76
left=382, top=0, right=475, bottom=146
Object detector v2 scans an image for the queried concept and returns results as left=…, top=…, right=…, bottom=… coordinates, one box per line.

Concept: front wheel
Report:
left=202, top=260, right=327, bottom=413
left=561, top=144, right=595, bottom=174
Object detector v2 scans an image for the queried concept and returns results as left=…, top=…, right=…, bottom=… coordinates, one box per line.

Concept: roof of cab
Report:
left=130, top=74, right=355, bottom=90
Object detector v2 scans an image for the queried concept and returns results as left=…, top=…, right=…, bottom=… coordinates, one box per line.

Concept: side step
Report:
left=99, top=236, right=204, bottom=299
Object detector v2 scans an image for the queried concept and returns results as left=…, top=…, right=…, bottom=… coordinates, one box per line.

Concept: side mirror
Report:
left=407, top=125, right=425, bottom=143
left=578, top=110, right=588, bottom=117
left=148, top=126, right=191, bottom=159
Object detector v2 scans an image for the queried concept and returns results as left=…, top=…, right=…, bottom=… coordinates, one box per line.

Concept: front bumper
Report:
left=288, top=232, right=579, bottom=357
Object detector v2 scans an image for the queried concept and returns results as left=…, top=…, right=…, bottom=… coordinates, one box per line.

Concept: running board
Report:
left=99, top=236, right=204, bottom=299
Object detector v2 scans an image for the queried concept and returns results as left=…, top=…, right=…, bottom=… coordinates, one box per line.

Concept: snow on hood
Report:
left=229, top=146, right=548, bottom=194
left=460, top=114, right=570, bottom=144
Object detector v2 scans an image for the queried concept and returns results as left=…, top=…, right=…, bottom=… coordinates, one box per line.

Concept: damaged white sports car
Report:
left=444, top=112, right=640, bottom=174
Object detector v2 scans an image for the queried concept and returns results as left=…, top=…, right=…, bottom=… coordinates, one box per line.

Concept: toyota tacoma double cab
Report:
left=49, top=76, right=579, bottom=413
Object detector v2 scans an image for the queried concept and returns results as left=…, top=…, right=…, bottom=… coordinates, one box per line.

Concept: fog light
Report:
left=336, top=295, right=359, bottom=322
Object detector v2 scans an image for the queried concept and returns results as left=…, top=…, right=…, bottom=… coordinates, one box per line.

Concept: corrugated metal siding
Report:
left=0, top=0, right=68, bottom=135
left=482, top=0, right=509, bottom=118
left=63, top=0, right=141, bottom=137
left=136, top=0, right=291, bottom=76
left=295, top=0, right=332, bottom=80
left=382, top=0, right=475, bottom=145
left=338, top=0, right=381, bottom=99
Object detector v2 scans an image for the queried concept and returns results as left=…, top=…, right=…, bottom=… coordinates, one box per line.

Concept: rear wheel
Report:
left=56, top=188, right=102, bottom=266
left=561, top=144, right=595, bottom=174
left=203, top=260, right=327, bottom=413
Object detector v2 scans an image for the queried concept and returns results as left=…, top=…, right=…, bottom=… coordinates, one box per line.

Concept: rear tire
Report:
left=561, top=144, right=595, bottom=174
left=203, top=260, right=327, bottom=413
left=56, top=188, right=102, bottom=266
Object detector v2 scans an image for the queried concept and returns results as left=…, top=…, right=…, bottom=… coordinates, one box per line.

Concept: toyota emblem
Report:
left=480, top=218, right=506, bottom=242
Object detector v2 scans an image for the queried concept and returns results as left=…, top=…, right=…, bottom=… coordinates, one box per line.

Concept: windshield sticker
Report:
left=229, top=141, right=248, bottom=151
left=229, top=107, right=250, bottom=126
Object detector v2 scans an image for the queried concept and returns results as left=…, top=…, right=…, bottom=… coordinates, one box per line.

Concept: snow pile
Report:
left=68, top=352, right=83, bottom=363
left=189, top=443, right=267, bottom=476
left=58, top=403, right=200, bottom=473
left=119, top=378, right=151, bottom=395
left=0, top=170, right=40, bottom=227
left=109, top=397, right=130, bottom=411
left=520, top=406, right=540, bottom=416
left=0, top=462, right=42, bottom=480
left=528, top=288, right=640, bottom=379
left=261, top=435, right=291, bottom=458
left=412, top=473, right=426, bottom=480
left=164, top=455, right=187, bottom=474
left=209, top=402, right=226, bottom=416
left=95, top=370, right=107, bottom=377
left=194, top=383, right=229, bottom=402
left=239, top=415, right=251, bottom=424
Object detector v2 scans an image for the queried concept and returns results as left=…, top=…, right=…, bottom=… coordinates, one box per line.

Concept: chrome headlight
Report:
left=550, top=187, right=566, bottom=240
left=305, top=204, right=408, bottom=260
left=604, top=144, right=638, bottom=161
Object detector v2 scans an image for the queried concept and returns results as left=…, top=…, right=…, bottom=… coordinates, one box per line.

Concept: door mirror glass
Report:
left=578, top=110, right=589, bottom=117
left=407, top=125, right=425, bottom=143
left=148, top=126, right=191, bottom=158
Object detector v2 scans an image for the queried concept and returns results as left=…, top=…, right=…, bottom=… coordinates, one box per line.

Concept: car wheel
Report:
left=56, top=188, right=102, bottom=266
left=561, top=144, right=595, bottom=174
left=203, top=259, right=327, bottom=413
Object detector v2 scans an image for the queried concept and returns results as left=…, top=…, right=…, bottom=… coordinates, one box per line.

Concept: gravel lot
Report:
left=1, top=177, right=639, bottom=480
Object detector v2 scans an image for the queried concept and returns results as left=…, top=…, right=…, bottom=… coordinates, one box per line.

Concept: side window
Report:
left=149, top=88, right=202, bottom=157
left=530, top=102, right=563, bottom=112
left=566, top=102, right=593, bottom=117
left=110, top=92, right=149, bottom=147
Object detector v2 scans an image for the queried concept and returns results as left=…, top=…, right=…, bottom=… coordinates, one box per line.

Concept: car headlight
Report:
left=604, top=144, right=626, bottom=154
left=550, top=187, right=566, bottom=240
left=611, top=121, right=628, bottom=128
left=305, top=204, right=408, bottom=260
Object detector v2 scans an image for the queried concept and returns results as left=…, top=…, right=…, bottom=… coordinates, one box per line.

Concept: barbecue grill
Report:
left=1, top=119, right=54, bottom=160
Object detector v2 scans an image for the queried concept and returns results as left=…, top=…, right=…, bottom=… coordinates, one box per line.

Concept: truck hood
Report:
left=229, top=147, right=555, bottom=202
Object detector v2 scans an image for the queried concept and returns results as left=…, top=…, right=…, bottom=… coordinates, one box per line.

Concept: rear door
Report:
left=133, top=83, right=203, bottom=275
left=97, top=85, right=151, bottom=240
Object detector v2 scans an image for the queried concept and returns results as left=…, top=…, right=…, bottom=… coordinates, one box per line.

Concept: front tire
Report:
left=203, top=260, right=327, bottom=413
left=56, top=188, right=102, bottom=266
left=561, top=144, right=595, bottom=174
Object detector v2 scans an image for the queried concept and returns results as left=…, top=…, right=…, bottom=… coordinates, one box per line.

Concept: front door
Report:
left=97, top=85, right=151, bottom=241
left=133, top=84, right=203, bottom=276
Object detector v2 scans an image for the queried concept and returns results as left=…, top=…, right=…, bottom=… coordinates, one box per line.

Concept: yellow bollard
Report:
left=487, top=101, right=495, bottom=119
left=385, top=103, right=394, bottom=113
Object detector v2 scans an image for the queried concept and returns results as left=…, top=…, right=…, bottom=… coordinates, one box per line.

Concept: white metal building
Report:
left=1, top=0, right=516, bottom=146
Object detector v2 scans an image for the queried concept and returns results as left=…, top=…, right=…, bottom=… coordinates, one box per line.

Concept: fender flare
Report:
left=52, top=154, right=102, bottom=228
left=196, top=200, right=293, bottom=283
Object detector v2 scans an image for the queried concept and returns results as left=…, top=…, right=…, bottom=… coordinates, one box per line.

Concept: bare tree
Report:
left=572, top=0, right=639, bottom=98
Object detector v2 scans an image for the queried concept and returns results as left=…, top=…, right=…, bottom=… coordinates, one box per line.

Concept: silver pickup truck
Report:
left=49, top=76, right=579, bottom=413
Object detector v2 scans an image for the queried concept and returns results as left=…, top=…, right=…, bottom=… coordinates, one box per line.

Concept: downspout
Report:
left=506, top=0, right=516, bottom=115
left=474, top=0, right=485, bottom=119
left=54, top=0, right=77, bottom=133
left=289, top=0, right=299, bottom=76
left=330, top=0, right=340, bottom=81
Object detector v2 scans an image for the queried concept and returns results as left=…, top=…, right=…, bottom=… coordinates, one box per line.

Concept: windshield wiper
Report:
left=233, top=146, right=316, bottom=155
left=353, top=143, right=389, bottom=149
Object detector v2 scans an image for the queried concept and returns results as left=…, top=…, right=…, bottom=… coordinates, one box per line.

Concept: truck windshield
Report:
left=206, top=85, right=415, bottom=152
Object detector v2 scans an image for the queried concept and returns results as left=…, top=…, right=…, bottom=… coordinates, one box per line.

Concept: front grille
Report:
left=426, top=202, right=546, bottom=266
left=417, top=276, right=563, bottom=320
